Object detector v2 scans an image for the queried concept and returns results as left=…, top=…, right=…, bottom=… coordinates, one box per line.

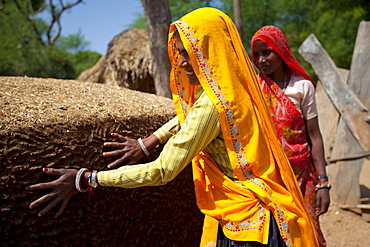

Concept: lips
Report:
left=259, top=65, right=272, bottom=74
left=259, top=65, right=270, bottom=70
left=184, top=69, right=200, bottom=85
left=186, top=70, right=195, bottom=77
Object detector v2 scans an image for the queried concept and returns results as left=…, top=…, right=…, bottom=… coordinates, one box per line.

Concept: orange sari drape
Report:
left=168, top=8, right=318, bottom=247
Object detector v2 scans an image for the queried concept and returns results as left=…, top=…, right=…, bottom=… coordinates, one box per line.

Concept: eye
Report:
left=263, top=50, right=272, bottom=56
left=180, top=49, right=189, bottom=58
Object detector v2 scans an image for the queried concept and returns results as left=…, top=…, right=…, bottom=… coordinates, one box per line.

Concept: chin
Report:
left=188, top=77, right=200, bottom=85
left=260, top=69, right=272, bottom=75
left=189, top=81, right=200, bottom=85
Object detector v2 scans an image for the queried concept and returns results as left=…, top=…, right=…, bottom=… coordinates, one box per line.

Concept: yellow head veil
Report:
left=168, top=8, right=318, bottom=247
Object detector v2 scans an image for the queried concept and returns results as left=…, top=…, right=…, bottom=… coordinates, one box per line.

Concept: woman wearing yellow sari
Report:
left=27, top=8, right=318, bottom=247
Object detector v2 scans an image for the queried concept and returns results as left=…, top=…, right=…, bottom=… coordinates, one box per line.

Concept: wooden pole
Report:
left=299, top=34, right=370, bottom=151
left=299, top=22, right=370, bottom=205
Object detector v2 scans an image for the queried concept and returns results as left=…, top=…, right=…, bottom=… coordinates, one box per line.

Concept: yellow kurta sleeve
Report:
left=153, top=116, right=180, bottom=143
left=98, top=90, right=220, bottom=188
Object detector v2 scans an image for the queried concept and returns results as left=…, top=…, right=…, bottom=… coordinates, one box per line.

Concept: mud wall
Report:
left=0, top=77, right=203, bottom=246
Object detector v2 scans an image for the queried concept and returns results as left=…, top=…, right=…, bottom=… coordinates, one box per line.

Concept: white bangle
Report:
left=75, top=168, right=89, bottom=192
left=89, top=170, right=98, bottom=188
left=138, top=137, right=150, bottom=156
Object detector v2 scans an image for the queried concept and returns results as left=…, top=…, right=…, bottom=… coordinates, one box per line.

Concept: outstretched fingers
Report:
left=26, top=180, right=59, bottom=191
left=26, top=168, right=69, bottom=191
left=29, top=190, right=58, bottom=209
left=102, top=134, right=144, bottom=168
left=27, top=168, right=79, bottom=217
left=37, top=193, right=67, bottom=217
left=107, top=155, right=130, bottom=168
left=110, top=133, right=127, bottom=142
left=55, top=197, right=72, bottom=218
left=102, top=148, right=126, bottom=157
left=32, top=188, right=78, bottom=217
left=103, top=142, right=124, bottom=149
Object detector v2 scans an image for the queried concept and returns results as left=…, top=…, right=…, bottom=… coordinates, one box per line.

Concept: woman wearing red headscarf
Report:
left=251, top=26, right=330, bottom=247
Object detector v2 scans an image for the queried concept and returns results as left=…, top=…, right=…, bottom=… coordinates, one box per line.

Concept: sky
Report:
left=59, top=0, right=144, bottom=54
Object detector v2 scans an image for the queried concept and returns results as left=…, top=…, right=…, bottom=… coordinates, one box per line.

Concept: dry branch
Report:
left=326, top=150, right=370, bottom=163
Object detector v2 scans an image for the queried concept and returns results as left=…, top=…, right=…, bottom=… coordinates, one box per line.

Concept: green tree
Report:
left=127, top=12, right=147, bottom=29
left=169, top=0, right=215, bottom=20
left=0, top=1, right=48, bottom=76
left=70, top=50, right=101, bottom=77
left=55, top=30, right=101, bottom=77
left=0, top=0, right=100, bottom=79
left=43, top=47, right=75, bottom=79
left=55, top=30, right=90, bottom=54
left=129, top=0, right=222, bottom=30
left=287, top=0, right=369, bottom=71
left=219, top=0, right=369, bottom=78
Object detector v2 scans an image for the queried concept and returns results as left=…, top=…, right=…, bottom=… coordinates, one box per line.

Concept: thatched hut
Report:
left=77, top=28, right=155, bottom=94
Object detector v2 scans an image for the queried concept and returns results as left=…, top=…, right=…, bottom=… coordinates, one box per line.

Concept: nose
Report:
left=177, top=55, right=189, bottom=68
left=258, top=55, right=265, bottom=64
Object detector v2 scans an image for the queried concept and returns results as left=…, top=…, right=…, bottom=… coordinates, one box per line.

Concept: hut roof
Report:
left=77, top=28, right=154, bottom=93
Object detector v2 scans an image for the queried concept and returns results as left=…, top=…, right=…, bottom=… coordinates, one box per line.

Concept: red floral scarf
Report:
left=259, top=75, right=312, bottom=178
left=251, top=26, right=315, bottom=179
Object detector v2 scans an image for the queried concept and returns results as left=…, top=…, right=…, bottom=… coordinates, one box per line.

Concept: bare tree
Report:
left=46, top=0, right=83, bottom=45
left=233, top=0, right=244, bottom=43
left=141, top=0, right=172, bottom=98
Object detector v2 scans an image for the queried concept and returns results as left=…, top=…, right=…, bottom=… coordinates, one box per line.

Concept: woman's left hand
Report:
left=26, top=168, right=79, bottom=218
left=306, top=117, right=331, bottom=217
left=102, top=133, right=145, bottom=169
left=315, top=188, right=330, bottom=216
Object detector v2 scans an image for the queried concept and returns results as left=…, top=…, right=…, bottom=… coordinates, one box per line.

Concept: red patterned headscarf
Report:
left=251, top=25, right=314, bottom=84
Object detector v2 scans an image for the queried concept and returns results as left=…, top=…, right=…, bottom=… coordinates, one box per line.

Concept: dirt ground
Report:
left=320, top=202, right=370, bottom=247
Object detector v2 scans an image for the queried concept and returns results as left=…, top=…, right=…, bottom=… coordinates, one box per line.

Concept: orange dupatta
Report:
left=168, top=8, right=318, bottom=247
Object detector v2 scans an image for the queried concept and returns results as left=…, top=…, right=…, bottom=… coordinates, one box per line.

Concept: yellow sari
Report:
left=168, top=8, right=318, bottom=247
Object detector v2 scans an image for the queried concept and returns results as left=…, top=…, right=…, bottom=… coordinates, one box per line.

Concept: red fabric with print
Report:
left=251, top=26, right=327, bottom=247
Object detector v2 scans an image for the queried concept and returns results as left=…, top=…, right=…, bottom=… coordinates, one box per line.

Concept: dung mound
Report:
left=0, top=76, right=203, bottom=246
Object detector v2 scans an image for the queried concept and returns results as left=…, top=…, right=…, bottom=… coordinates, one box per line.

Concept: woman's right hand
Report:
left=26, top=168, right=79, bottom=218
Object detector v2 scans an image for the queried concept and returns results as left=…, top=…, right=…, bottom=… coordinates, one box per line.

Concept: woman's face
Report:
left=175, top=33, right=200, bottom=85
left=252, top=40, right=283, bottom=77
